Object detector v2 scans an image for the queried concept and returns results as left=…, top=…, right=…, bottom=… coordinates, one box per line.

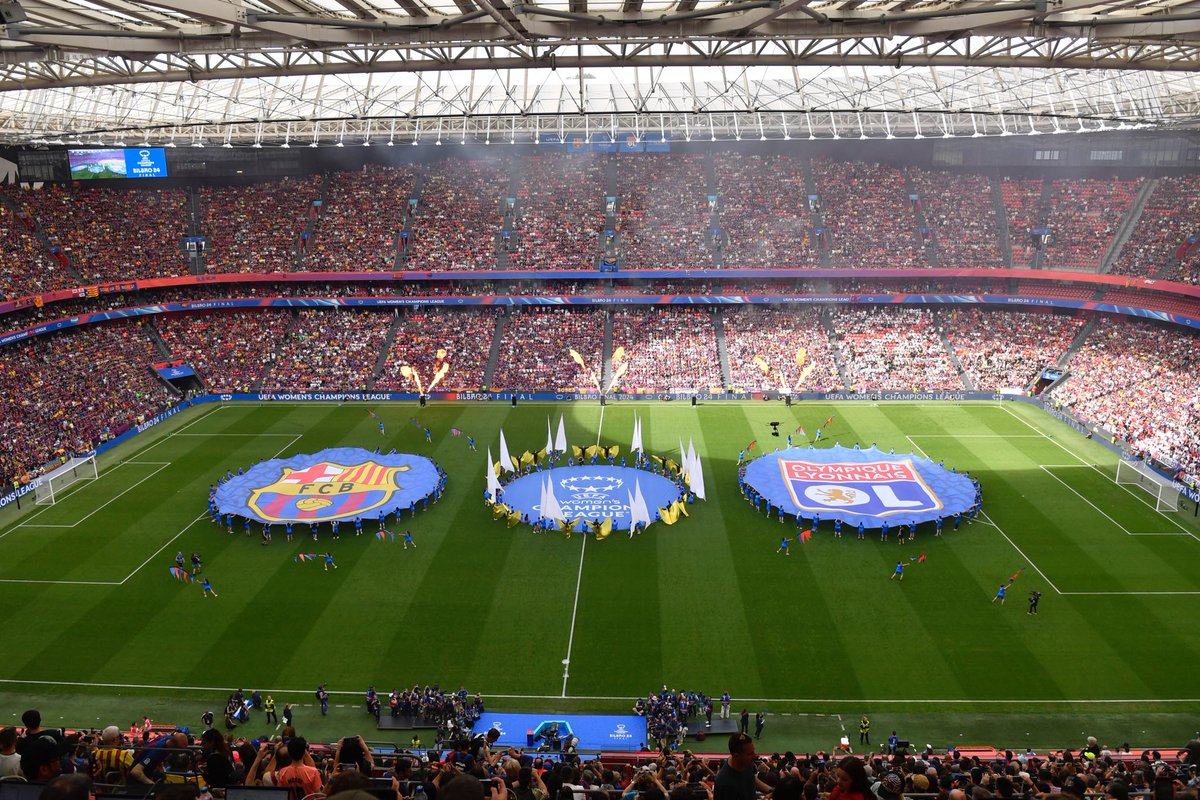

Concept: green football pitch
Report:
left=2, top=400, right=1199, bottom=752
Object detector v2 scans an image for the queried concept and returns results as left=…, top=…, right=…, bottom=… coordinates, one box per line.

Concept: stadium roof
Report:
left=4, top=0, right=1200, bottom=144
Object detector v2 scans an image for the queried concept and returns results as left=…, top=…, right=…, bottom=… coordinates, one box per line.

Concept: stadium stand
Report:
left=616, top=154, right=712, bottom=270
left=908, top=168, right=1004, bottom=268
left=831, top=307, right=961, bottom=391
left=1041, top=178, right=1142, bottom=271
left=721, top=306, right=841, bottom=392
left=303, top=166, right=419, bottom=272
left=260, top=309, right=392, bottom=392
left=406, top=156, right=509, bottom=271
left=812, top=158, right=923, bottom=268
left=610, top=307, right=723, bottom=393
left=0, top=186, right=65, bottom=300
left=1111, top=175, right=1200, bottom=282
left=156, top=309, right=293, bottom=394
left=510, top=153, right=605, bottom=271
left=201, top=175, right=323, bottom=273
left=374, top=308, right=499, bottom=392
left=1000, top=177, right=1044, bottom=267
left=491, top=308, right=604, bottom=392
left=944, top=309, right=1085, bottom=391
left=716, top=153, right=820, bottom=268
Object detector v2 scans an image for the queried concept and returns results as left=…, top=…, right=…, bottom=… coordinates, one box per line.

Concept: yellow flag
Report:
left=571, top=445, right=583, bottom=458
left=595, top=517, right=613, bottom=541
left=559, top=518, right=575, bottom=540
left=506, top=510, right=523, bottom=528
left=665, top=459, right=679, bottom=474
left=520, top=450, right=536, bottom=467
left=492, top=503, right=510, bottom=520
left=676, top=500, right=689, bottom=518
left=493, top=462, right=503, bottom=477
left=584, top=445, right=600, bottom=459
left=605, top=444, right=620, bottom=458
left=659, top=505, right=677, bottom=525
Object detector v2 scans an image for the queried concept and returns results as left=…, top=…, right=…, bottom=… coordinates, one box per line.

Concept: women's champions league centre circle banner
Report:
left=214, top=447, right=444, bottom=523
left=741, top=444, right=976, bottom=527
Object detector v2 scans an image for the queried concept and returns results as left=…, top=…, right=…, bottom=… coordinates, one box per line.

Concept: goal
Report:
left=34, top=454, right=99, bottom=506
left=1115, top=457, right=1181, bottom=513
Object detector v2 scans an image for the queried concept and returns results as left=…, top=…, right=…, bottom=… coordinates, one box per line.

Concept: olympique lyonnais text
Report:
left=782, top=461, right=918, bottom=483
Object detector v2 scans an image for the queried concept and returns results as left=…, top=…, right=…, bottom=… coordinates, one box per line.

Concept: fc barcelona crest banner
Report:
left=214, top=447, right=443, bottom=523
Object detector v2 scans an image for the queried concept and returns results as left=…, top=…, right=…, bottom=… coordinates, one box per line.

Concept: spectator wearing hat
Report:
left=877, top=773, right=904, bottom=800
left=20, top=733, right=64, bottom=783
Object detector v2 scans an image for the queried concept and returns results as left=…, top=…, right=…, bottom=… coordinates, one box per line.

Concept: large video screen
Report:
left=67, top=147, right=168, bottom=180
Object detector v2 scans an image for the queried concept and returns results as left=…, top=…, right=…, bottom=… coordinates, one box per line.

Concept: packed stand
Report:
left=1111, top=175, right=1200, bottom=282
left=1000, top=177, right=1044, bottom=267
left=0, top=320, right=175, bottom=489
left=1042, top=177, right=1142, bottom=271
left=510, top=153, right=604, bottom=270
left=201, top=175, right=322, bottom=274
left=812, top=158, right=924, bottom=268
left=156, top=310, right=290, bottom=393
left=0, top=189, right=65, bottom=300
left=491, top=308, right=604, bottom=392
left=406, top=157, right=509, bottom=271
left=1051, top=317, right=1200, bottom=485
left=722, top=307, right=841, bottom=392
left=716, top=153, right=820, bottom=268
left=944, top=309, right=1084, bottom=391
left=260, top=310, right=392, bottom=391
left=304, top=166, right=419, bottom=272
left=831, top=307, right=963, bottom=391
left=908, top=167, right=1004, bottom=268
left=20, top=184, right=187, bottom=283
left=374, top=309, right=499, bottom=392
left=611, top=308, right=722, bottom=393
left=616, top=154, right=712, bottom=270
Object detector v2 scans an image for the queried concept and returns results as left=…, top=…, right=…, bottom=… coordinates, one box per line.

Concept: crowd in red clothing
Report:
left=374, top=309, right=499, bottom=392
left=155, top=309, right=291, bottom=394
left=812, top=158, right=923, bottom=268
left=909, top=167, right=1004, bottom=268
left=260, top=310, right=393, bottom=392
left=1112, top=174, right=1200, bottom=282
left=717, top=154, right=820, bottom=269
left=610, top=307, right=723, bottom=392
left=944, top=309, right=1084, bottom=391
left=1042, top=178, right=1142, bottom=270
left=1051, top=317, right=1200, bottom=485
left=0, top=320, right=174, bottom=489
left=405, top=157, right=509, bottom=271
left=491, top=308, right=604, bottom=391
left=0, top=189, right=61, bottom=300
left=304, top=166, right=419, bottom=272
left=1000, top=177, right=1043, bottom=267
left=616, top=154, right=712, bottom=270
left=510, top=153, right=604, bottom=271
left=201, top=176, right=322, bottom=273
left=722, top=306, right=840, bottom=392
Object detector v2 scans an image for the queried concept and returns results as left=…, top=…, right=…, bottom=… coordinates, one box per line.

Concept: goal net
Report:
left=34, top=454, right=99, bottom=506
left=1115, top=457, right=1181, bottom=513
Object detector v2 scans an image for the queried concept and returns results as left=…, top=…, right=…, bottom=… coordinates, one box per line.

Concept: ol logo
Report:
left=779, top=459, right=942, bottom=518
left=249, top=460, right=410, bottom=522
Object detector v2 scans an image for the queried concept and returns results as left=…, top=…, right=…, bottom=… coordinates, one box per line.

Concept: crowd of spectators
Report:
left=610, top=308, right=723, bottom=392
left=510, top=154, right=604, bottom=270
left=20, top=183, right=188, bottom=283
left=0, top=188, right=65, bottom=301
left=201, top=175, right=323, bottom=273
left=491, top=308, right=604, bottom=392
left=1051, top=317, right=1200, bottom=485
left=1000, top=177, right=1044, bottom=267
left=304, top=166, right=419, bottom=272
left=830, top=307, right=962, bottom=391
left=811, top=158, right=924, bottom=268
left=406, top=157, right=510, bottom=271
left=721, top=307, right=841, bottom=392
left=1041, top=178, right=1142, bottom=271
left=0, top=320, right=175, bottom=489
left=716, top=154, right=820, bottom=269
left=908, top=168, right=1004, bottom=268
left=616, top=154, right=712, bottom=270
left=260, top=310, right=393, bottom=392
left=374, top=309, right=499, bottom=392
left=944, top=309, right=1084, bottom=391
left=1111, top=175, right=1200, bottom=282
left=155, top=310, right=292, bottom=394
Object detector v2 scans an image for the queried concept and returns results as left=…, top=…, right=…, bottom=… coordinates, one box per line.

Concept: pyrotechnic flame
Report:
left=607, top=360, right=629, bottom=392
left=427, top=361, right=450, bottom=391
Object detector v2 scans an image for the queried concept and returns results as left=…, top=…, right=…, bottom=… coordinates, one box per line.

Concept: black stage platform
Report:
left=687, top=720, right=739, bottom=739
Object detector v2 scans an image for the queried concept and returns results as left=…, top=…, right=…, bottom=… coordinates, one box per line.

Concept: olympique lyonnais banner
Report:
left=3, top=293, right=1199, bottom=348
left=1, top=267, right=1196, bottom=319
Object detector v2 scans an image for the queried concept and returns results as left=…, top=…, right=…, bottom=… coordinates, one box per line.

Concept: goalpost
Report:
left=34, top=454, right=99, bottom=506
left=1115, top=458, right=1183, bottom=513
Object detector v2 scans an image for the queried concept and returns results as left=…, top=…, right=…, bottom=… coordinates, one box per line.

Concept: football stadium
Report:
left=1, top=0, right=1200, bottom=797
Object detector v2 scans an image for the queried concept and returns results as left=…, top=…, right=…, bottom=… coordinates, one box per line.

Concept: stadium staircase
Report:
left=819, top=307, right=852, bottom=387
left=1056, top=318, right=1096, bottom=370
left=937, top=326, right=974, bottom=391
left=600, top=311, right=614, bottom=392
left=481, top=312, right=506, bottom=390
left=293, top=173, right=331, bottom=270
left=143, top=320, right=174, bottom=359
left=254, top=310, right=298, bottom=391
left=902, top=169, right=939, bottom=268
left=395, top=174, right=423, bottom=268
left=801, top=160, right=832, bottom=268
left=989, top=177, right=1015, bottom=267
left=705, top=154, right=724, bottom=268
left=603, top=155, right=621, bottom=268
left=712, top=310, right=733, bottom=390
left=367, top=312, right=404, bottom=390
left=1031, top=177, right=1054, bottom=269
left=185, top=188, right=206, bottom=275
left=0, top=193, right=84, bottom=284
left=495, top=161, right=522, bottom=270
left=1099, top=177, right=1159, bottom=274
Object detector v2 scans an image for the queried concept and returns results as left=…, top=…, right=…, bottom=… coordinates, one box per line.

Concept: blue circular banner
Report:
left=500, top=465, right=684, bottom=531
left=214, top=447, right=444, bottom=524
left=740, top=444, right=976, bottom=528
